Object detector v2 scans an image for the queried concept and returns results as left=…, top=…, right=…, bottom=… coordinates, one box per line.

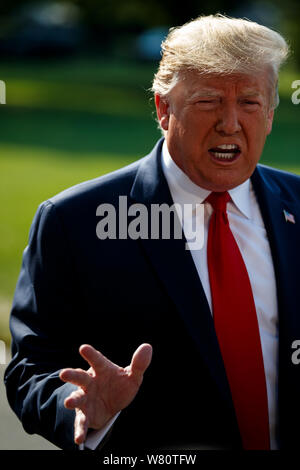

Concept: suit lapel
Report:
left=251, top=165, right=300, bottom=447
left=130, top=139, right=235, bottom=411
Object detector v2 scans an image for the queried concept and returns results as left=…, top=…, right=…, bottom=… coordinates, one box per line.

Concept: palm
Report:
left=60, top=343, right=152, bottom=444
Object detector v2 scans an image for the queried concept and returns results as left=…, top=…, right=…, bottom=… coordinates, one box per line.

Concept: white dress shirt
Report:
left=161, top=140, right=279, bottom=449
left=83, top=141, right=279, bottom=450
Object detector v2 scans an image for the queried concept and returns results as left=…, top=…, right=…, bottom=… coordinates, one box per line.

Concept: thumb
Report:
left=130, top=343, right=153, bottom=379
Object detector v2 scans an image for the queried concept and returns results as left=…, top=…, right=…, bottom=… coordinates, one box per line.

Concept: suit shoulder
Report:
left=256, top=164, right=300, bottom=196
left=257, top=164, right=300, bottom=183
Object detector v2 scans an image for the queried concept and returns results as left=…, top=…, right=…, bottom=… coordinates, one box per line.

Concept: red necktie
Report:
left=206, top=191, right=270, bottom=450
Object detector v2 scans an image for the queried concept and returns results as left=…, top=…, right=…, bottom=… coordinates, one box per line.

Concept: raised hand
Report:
left=59, top=343, right=153, bottom=445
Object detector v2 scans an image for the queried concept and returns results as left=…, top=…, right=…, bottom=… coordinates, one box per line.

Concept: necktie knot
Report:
left=206, top=191, right=230, bottom=212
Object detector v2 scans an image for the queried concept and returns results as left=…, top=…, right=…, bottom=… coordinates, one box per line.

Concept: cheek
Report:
left=247, top=115, right=271, bottom=149
left=168, top=115, right=190, bottom=142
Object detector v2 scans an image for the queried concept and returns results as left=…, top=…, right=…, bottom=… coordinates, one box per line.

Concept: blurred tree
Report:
left=72, top=0, right=242, bottom=32
left=0, top=0, right=298, bottom=64
left=270, top=0, right=300, bottom=68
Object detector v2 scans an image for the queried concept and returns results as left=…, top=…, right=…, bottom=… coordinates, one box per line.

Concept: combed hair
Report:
left=152, top=14, right=290, bottom=108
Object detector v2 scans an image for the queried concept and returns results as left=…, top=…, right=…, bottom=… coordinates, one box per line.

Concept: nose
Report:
left=215, top=103, right=241, bottom=135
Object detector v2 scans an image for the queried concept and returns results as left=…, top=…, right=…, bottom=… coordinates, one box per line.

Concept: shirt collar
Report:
left=161, top=139, right=252, bottom=219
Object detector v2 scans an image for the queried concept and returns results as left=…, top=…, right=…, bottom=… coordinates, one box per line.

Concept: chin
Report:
left=189, top=166, right=252, bottom=191
left=198, top=178, right=247, bottom=192
left=204, top=171, right=253, bottom=192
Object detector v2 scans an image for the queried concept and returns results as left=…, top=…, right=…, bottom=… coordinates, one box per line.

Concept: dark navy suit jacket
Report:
left=4, top=138, right=300, bottom=450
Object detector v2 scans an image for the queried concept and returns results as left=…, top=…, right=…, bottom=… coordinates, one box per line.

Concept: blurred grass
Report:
left=0, top=56, right=299, bottom=344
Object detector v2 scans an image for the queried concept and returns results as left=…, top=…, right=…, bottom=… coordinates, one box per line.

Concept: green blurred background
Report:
left=0, top=0, right=299, bottom=346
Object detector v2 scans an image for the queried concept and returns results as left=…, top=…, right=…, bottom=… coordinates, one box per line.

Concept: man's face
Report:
left=155, top=70, right=274, bottom=191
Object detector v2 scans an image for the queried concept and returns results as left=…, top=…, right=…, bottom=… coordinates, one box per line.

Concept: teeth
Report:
left=213, top=152, right=236, bottom=159
left=216, top=144, right=238, bottom=150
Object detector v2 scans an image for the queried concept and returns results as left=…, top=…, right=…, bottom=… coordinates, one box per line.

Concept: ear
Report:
left=266, top=108, right=274, bottom=135
left=155, top=94, right=170, bottom=131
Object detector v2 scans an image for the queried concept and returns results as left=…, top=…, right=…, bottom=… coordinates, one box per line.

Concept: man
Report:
left=4, top=14, right=300, bottom=451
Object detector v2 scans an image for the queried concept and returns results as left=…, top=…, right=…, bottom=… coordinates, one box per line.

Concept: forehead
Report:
left=176, top=70, right=270, bottom=98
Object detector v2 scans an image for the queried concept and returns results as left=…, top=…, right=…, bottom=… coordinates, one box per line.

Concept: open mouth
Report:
left=209, top=144, right=241, bottom=163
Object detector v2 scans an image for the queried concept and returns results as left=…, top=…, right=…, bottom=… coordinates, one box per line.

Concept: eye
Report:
left=241, top=100, right=261, bottom=111
left=195, top=99, right=218, bottom=106
left=242, top=100, right=260, bottom=106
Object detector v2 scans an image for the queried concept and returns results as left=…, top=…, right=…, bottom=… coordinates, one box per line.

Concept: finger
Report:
left=74, top=409, right=89, bottom=445
left=64, top=390, right=85, bottom=410
left=130, top=343, right=153, bottom=380
left=79, top=344, right=112, bottom=374
left=60, top=368, right=92, bottom=389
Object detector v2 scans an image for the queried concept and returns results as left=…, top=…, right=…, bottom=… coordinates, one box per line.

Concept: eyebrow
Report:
left=188, top=89, right=221, bottom=100
left=240, top=90, right=262, bottom=97
left=187, top=88, right=263, bottom=101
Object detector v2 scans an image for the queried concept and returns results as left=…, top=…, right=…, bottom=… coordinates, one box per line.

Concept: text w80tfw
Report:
left=146, top=454, right=197, bottom=465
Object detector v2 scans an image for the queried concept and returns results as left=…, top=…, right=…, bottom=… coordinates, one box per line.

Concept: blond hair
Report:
left=152, top=14, right=289, bottom=108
